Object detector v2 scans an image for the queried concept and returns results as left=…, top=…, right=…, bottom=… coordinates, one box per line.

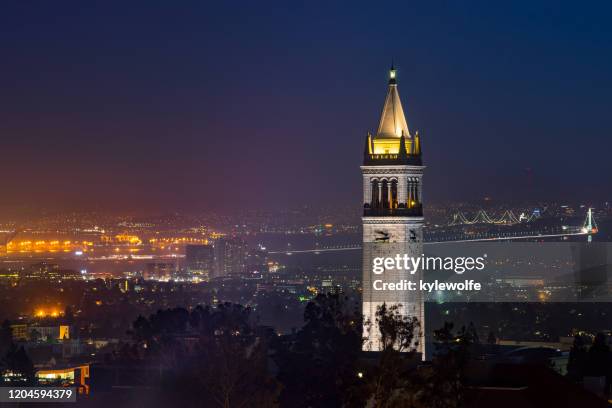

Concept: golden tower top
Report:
left=375, top=65, right=410, bottom=139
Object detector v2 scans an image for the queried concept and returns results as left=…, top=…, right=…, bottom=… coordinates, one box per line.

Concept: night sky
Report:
left=2, top=1, right=611, bottom=214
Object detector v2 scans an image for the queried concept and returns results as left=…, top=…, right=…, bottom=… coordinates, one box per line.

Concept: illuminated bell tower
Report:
left=362, top=65, right=425, bottom=356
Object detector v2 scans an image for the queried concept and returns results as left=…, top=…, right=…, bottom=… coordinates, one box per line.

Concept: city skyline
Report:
left=2, top=1, right=612, bottom=215
left=3, top=3, right=612, bottom=405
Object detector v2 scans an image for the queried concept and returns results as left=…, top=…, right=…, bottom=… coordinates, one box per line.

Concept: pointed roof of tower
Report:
left=376, top=65, right=410, bottom=139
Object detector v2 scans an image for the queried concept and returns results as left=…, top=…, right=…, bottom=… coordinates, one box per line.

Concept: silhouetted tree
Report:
left=567, top=335, right=588, bottom=381
left=182, top=303, right=279, bottom=407
left=376, top=303, right=421, bottom=352
left=362, top=303, right=421, bottom=408
left=64, top=305, right=75, bottom=325
left=273, top=293, right=362, bottom=408
left=125, top=303, right=279, bottom=407
left=29, top=329, right=41, bottom=343
left=487, top=330, right=497, bottom=345
left=586, top=332, right=610, bottom=377
left=0, top=320, right=12, bottom=357
left=417, top=322, right=476, bottom=408
left=128, top=307, right=191, bottom=362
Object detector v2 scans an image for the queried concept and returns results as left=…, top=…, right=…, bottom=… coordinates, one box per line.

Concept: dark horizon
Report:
left=2, top=1, right=612, bottom=215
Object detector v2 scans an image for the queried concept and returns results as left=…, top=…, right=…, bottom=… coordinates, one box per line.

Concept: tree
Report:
left=273, top=293, right=363, bottom=408
left=29, top=329, right=41, bottom=343
left=362, top=303, right=422, bottom=408
left=586, top=332, right=610, bottom=377
left=487, top=330, right=497, bottom=345
left=129, top=308, right=191, bottom=361
left=177, top=303, right=279, bottom=407
left=64, top=305, right=75, bottom=325
left=0, top=320, right=12, bottom=357
left=417, top=322, right=477, bottom=408
left=567, top=335, right=588, bottom=381
left=376, top=303, right=421, bottom=353
left=125, top=303, right=280, bottom=407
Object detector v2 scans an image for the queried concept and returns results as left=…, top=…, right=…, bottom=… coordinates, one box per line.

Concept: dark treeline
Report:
left=428, top=302, right=612, bottom=342
left=97, top=295, right=476, bottom=408
left=568, top=333, right=612, bottom=385
left=5, top=296, right=610, bottom=406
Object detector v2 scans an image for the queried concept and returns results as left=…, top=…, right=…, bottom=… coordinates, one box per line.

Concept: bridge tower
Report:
left=583, top=208, right=598, bottom=243
left=361, top=65, right=425, bottom=357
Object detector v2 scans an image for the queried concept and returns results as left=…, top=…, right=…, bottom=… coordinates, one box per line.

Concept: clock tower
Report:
left=362, top=65, right=425, bottom=356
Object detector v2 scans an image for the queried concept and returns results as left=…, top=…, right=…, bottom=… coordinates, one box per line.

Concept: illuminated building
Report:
left=22, top=262, right=80, bottom=281
left=10, top=324, right=28, bottom=341
left=37, top=364, right=90, bottom=394
left=59, top=325, right=70, bottom=340
left=114, top=233, right=142, bottom=245
left=361, top=65, right=425, bottom=356
left=23, top=262, right=59, bottom=279
left=29, top=325, right=71, bottom=341
left=213, top=237, right=247, bottom=277
left=185, top=244, right=214, bottom=280
left=144, top=262, right=177, bottom=280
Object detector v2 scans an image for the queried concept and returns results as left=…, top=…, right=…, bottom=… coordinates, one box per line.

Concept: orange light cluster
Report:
left=35, top=308, right=62, bottom=318
left=6, top=240, right=93, bottom=253
left=114, top=234, right=142, bottom=245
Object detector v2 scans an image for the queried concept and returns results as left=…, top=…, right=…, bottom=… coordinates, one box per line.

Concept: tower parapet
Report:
left=363, top=133, right=422, bottom=166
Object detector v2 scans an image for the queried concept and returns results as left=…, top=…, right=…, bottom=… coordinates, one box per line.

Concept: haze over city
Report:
left=2, top=1, right=611, bottom=216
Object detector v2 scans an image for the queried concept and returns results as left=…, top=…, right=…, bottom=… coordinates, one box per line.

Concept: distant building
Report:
left=10, top=324, right=28, bottom=341
left=24, top=262, right=61, bottom=280
left=185, top=244, right=214, bottom=281
left=29, top=325, right=71, bottom=341
left=37, top=364, right=90, bottom=394
left=22, top=262, right=80, bottom=281
left=213, top=237, right=247, bottom=277
left=244, top=246, right=268, bottom=278
left=144, top=262, right=177, bottom=281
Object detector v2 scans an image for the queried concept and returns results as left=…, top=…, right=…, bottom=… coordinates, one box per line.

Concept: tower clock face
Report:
left=374, top=230, right=390, bottom=242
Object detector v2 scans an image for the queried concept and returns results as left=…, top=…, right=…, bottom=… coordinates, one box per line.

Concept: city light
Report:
left=35, top=308, right=61, bottom=318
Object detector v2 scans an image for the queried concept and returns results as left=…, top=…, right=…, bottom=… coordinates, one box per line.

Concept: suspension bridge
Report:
left=268, top=209, right=599, bottom=255
left=448, top=209, right=540, bottom=226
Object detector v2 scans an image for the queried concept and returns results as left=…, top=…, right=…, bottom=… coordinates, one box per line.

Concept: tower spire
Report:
left=376, top=65, right=409, bottom=138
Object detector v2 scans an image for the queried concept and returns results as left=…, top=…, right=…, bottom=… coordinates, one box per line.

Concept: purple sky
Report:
left=1, top=1, right=611, bottom=214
